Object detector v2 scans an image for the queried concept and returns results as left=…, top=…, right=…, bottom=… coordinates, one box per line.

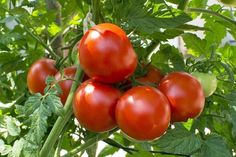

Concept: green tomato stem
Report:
left=187, top=8, right=236, bottom=26
left=39, top=65, right=83, bottom=157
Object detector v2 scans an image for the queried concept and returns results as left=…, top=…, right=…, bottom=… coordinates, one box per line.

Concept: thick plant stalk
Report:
left=39, top=66, right=83, bottom=157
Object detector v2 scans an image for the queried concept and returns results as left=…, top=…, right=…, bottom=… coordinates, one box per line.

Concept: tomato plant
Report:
left=73, top=80, right=121, bottom=132
left=78, top=23, right=138, bottom=83
left=1, top=0, right=236, bottom=157
left=55, top=66, right=77, bottom=104
left=116, top=86, right=171, bottom=141
left=27, top=58, right=58, bottom=94
left=159, top=72, right=205, bottom=122
left=192, top=72, right=217, bottom=97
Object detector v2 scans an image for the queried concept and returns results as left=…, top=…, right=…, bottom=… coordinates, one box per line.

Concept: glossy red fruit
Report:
left=78, top=23, right=137, bottom=83
left=55, top=66, right=77, bottom=104
left=27, top=58, right=58, bottom=94
left=116, top=86, right=171, bottom=141
left=73, top=80, right=121, bottom=132
left=159, top=72, right=205, bottom=122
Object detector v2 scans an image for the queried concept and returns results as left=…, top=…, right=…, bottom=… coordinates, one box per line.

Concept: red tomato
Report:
left=27, top=58, right=58, bottom=94
left=78, top=23, right=137, bottom=83
left=116, top=86, right=171, bottom=141
left=136, top=66, right=164, bottom=85
left=73, top=80, right=121, bottom=132
left=55, top=66, right=77, bottom=104
left=159, top=72, right=205, bottom=122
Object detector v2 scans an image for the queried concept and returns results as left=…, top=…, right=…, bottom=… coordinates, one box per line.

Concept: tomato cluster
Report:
left=27, top=59, right=77, bottom=105
left=27, top=23, right=213, bottom=141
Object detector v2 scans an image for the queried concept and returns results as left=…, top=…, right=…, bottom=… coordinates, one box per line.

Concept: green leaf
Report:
left=200, top=135, right=233, bottom=157
left=151, top=44, right=185, bottom=73
left=98, top=145, right=119, bottom=157
left=152, top=29, right=183, bottom=41
left=0, top=139, right=12, bottom=156
left=189, top=0, right=208, bottom=8
left=5, top=116, right=21, bottom=136
left=182, top=33, right=207, bottom=56
left=45, top=94, right=64, bottom=116
left=48, top=22, right=61, bottom=36
left=183, top=119, right=194, bottom=131
left=0, top=115, right=21, bottom=138
left=177, top=24, right=210, bottom=31
left=11, top=138, right=25, bottom=157
left=22, top=93, right=42, bottom=116
left=0, top=16, right=17, bottom=24
left=218, top=44, right=236, bottom=66
left=0, top=32, right=22, bottom=45
left=126, top=151, right=154, bottom=157
left=155, top=124, right=202, bottom=155
left=128, top=13, right=192, bottom=34
left=0, top=43, right=10, bottom=51
left=20, top=90, right=63, bottom=150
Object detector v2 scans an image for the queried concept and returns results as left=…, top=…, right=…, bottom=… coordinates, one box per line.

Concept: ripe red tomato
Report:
left=78, top=23, right=137, bottom=83
left=116, top=86, right=171, bottom=141
left=136, top=66, right=164, bottom=85
left=27, top=58, right=58, bottom=94
left=159, top=72, right=205, bottom=122
left=55, top=66, right=77, bottom=104
left=73, top=80, right=121, bottom=132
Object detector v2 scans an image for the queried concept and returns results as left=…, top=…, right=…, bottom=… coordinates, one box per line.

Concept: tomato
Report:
left=218, top=0, right=236, bottom=7
left=78, top=23, right=137, bottom=83
left=159, top=72, right=205, bottom=122
left=136, top=66, right=164, bottom=85
left=73, top=80, right=121, bottom=132
left=27, top=58, right=58, bottom=94
left=55, top=66, right=77, bottom=104
left=116, top=86, right=171, bottom=141
left=191, top=72, right=217, bottom=97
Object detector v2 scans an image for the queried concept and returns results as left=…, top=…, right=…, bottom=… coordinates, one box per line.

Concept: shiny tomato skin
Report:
left=136, top=66, right=164, bottom=85
left=159, top=72, right=205, bottom=122
left=73, top=80, right=121, bottom=132
left=78, top=23, right=137, bottom=83
left=27, top=58, right=58, bottom=94
left=55, top=66, right=77, bottom=104
left=116, top=86, right=171, bottom=141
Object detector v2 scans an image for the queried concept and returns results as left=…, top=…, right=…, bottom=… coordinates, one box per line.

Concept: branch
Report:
left=39, top=65, right=83, bottom=157
left=5, top=12, right=60, bottom=59
left=62, top=129, right=118, bottom=157
left=187, top=8, right=236, bottom=26
left=103, top=138, right=190, bottom=157
left=45, top=0, right=63, bottom=56
left=23, top=25, right=59, bottom=59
